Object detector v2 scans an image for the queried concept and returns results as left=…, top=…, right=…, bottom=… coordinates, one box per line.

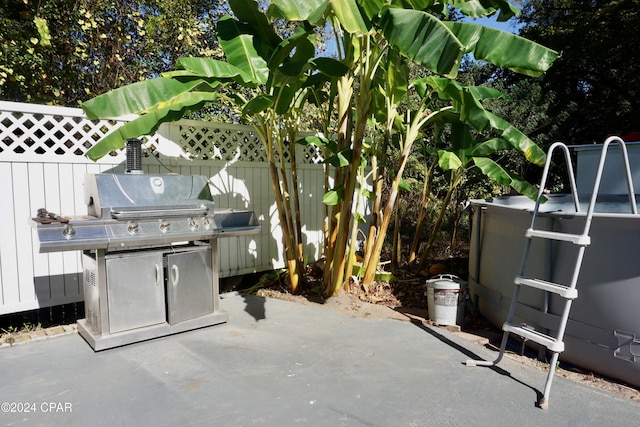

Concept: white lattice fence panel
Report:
left=174, top=121, right=267, bottom=162
left=1, top=102, right=324, bottom=165
left=0, top=101, right=139, bottom=163
left=161, top=120, right=324, bottom=164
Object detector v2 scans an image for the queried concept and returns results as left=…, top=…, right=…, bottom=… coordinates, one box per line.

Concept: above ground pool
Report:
left=468, top=193, right=640, bottom=387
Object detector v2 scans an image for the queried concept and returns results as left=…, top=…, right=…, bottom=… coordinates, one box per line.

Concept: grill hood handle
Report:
left=110, top=205, right=209, bottom=220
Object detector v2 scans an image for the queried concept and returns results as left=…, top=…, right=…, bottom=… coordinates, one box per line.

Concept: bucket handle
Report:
left=433, top=273, right=461, bottom=281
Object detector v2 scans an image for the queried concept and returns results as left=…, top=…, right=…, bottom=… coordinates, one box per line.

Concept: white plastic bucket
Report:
left=425, top=274, right=468, bottom=326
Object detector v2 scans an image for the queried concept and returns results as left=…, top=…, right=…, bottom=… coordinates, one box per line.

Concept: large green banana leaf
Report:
left=268, top=25, right=309, bottom=67
left=85, top=92, right=220, bottom=160
left=356, top=0, right=387, bottom=22
left=311, top=58, right=350, bottom=78
left=229, top=0, right=281, bottom=49
left=380, top=8, right=557, bottom=78
left=448, top=0, right=519, bottom=20
left=357, top=0, right=517, bottom=22
left=380, top=9, right=464, bottom=77
left=242, top=94, right=273, bottom=116
left=268, top=0, right=328, bottom=24
left=473, top=156, right=539, bottom=199
left=217, top=16, right=269, bottom=85
left=438, top=150, right=463, bottom=170
left=492, top=114, right=546, bottom=165
left=268, top=26, right=316, bottom=77
left=443, top=21, right=558, bottom=77
left=426, top=76, right=502, bottom=131
left=425, top=76, right=546, bottom=165
left=328, top=0, right=370, bottom=34
left=269, top=0, right=369, bottom=34
left=449, top=121, right=474, bottom=165
left=82, top=77, right=207, bottom=119
left=173, top=57, right=250, bottom=80
left=470, top=137, right=510, bottom=156
left=419, top=113, right=541, bottom=199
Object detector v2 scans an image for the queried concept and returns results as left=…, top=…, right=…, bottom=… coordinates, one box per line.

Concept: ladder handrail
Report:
left=588, top=136, right=637, bottom=216
left=531, top=137, right=638, bottom=235
left=529, top=142, right=581, bottom=232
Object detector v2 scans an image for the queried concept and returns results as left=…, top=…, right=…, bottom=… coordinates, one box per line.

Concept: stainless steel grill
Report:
left=31, top=145, right=260, bottom=350
left=35, top=173, right=258, bottom=253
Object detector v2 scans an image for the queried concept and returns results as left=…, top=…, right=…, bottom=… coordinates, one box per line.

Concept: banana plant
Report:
left=269, top=0, right=557, bottom=293
left=401, top=74, right=547, bottom=268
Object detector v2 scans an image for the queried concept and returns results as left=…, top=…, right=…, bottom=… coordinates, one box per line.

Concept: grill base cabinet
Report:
left=77, top=242, right=228, bottom=351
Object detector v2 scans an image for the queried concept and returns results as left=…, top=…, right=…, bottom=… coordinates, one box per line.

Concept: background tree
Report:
left=1, top=0, right=227, bottom=105
left=516, top=0, right=640, bottom=145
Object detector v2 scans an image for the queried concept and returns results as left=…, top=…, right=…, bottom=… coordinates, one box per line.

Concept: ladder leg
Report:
left=466, top=330, right=510, bottom=367
left=467, top=285, right=522, bottom=367
left=538, top=351, right=560, bottom=410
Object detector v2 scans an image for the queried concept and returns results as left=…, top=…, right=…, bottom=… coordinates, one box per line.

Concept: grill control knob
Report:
left=62, top=224, right=76, bottom=239
left=159, top=220, right=170, bottom=233
left=202, top=217, right=212, bottom=230
left=127, top=222, right=139, bottom=235
left=187, top=217, right=199, bottom=231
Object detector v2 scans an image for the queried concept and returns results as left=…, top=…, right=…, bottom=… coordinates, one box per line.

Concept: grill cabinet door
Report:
left=166, top=247, right=214, bottom=324
left=106, top=251, right=166, bottom=333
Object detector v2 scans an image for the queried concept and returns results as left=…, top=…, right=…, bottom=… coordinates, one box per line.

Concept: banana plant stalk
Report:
left=408, top=154, right=437, bottom=265
left=417, top=168, right=465, bottom=269
left=250, top=116, right=303, bottom=293
left=361, top=103, right=435, bottom=285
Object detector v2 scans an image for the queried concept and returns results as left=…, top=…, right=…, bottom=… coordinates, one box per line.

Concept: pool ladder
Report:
left=466, top=136, right=637, bottom=410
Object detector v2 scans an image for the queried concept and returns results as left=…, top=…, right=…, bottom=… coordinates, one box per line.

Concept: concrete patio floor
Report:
left=1, top=292, right=638, bottom=426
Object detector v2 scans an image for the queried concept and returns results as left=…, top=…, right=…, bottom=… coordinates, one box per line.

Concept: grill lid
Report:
left=85, top=174, right=215, bottom=219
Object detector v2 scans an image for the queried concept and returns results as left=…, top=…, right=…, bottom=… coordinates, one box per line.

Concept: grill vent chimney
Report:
left=125, top=138, right=144, bottom=174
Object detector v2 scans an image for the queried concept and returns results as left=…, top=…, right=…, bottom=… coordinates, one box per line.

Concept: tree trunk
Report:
left=268, top=146, right=300, bottom=293
left=361, top=148, right=410, bottom=284
left=449, top=186, right=463, bottom=254
left=324, top=74, right=354, bottom=296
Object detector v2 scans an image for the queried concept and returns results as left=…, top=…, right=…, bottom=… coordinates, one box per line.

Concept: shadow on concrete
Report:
left=409, top=318, right=544, bottom=408
left=241, top=293, right=266, bottom=321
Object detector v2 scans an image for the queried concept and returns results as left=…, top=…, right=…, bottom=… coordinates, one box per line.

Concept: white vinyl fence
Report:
left=0, top=101, right=327, bottom=315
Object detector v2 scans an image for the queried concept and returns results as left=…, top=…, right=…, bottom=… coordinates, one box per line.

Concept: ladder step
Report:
left=514, top=276, right=578, bottom=299
left=525, top=228, right=590, bottom=245
left=503, top=322, right=565, bottom=353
